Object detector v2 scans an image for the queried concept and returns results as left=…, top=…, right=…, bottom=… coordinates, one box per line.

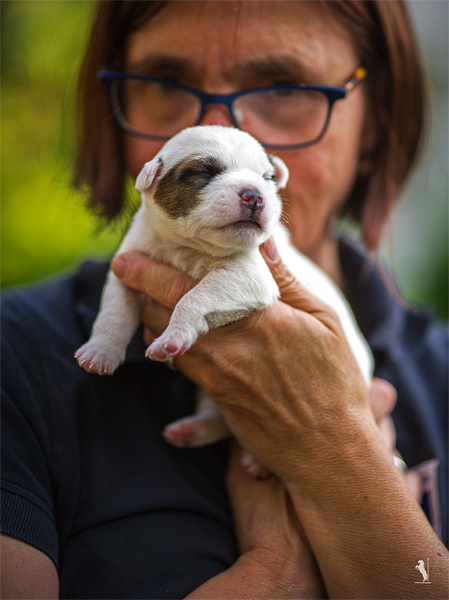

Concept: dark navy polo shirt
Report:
left=1, top=237, right=447, bottom=599
left=1, top=262, right=236, bottom=599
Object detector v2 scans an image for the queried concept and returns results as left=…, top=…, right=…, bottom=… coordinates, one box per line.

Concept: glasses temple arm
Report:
left=345, top=67, right=367, bottom=93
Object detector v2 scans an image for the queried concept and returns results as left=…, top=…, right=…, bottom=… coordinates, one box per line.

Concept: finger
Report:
left=260, top=237, right=340, bottom=330
left=378, top=416, right=397, bottom=451
left=141, top=298, right=172, bottom=336
left=368, top=378, right=397, bottom=423
left=141, top=298, right=170, bottom=347
left=404, top=470, right=423, bottom=504
left=111, top=252, right=197, bottom=309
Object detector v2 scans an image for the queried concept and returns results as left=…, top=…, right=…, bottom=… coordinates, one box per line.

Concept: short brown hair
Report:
left=75, top=0, right=427, bottom=249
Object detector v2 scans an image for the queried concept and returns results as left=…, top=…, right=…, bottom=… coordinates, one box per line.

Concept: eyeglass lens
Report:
left=115, top=78, right=199, bottom=138
left=234, top=89, right=329, bottom=147
left=113, top=78, right=331, bottom=146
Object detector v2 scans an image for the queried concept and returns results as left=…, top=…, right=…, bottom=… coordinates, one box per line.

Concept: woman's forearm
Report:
left=185, top=549, right=325, bottom=599
left=286, top=419, right=449, bottom=599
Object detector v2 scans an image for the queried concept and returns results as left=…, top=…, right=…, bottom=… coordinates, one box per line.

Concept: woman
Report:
left=2, top=1, right=448, bottom=598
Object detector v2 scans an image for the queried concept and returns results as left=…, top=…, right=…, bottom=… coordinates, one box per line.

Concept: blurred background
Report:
left=1, top=1, right=448, bottom=318
left=1, top=1, right=124, bottom=292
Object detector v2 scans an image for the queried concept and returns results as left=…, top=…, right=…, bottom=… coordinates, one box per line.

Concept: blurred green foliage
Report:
left=1, top=1, right=125, bottom=290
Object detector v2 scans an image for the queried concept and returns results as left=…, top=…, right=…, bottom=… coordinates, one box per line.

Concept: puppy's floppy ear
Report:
left=135, top=157, right=163, bottom=192
left=269, top=155, right=289, bottom=190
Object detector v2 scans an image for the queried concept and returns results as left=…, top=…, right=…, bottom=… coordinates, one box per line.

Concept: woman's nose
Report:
left=199, top=104, right=234, bottom=127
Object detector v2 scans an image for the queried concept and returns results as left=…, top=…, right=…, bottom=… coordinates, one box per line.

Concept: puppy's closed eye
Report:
left=178, top=157, right=225, bottom=186
left=154, top=155, right=229, bottom=218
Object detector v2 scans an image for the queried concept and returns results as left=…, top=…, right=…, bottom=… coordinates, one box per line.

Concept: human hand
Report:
left=111, top=241, right=373, bottom=487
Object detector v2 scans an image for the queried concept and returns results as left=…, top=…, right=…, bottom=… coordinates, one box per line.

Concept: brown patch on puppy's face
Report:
left=154, top=156, right=226, bottom=219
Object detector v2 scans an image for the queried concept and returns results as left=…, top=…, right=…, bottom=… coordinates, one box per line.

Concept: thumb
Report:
left=260, top=237, right=336, bottom=323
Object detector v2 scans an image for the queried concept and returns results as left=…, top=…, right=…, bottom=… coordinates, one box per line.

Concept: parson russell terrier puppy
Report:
left=76, top=125, right=373, bottom=475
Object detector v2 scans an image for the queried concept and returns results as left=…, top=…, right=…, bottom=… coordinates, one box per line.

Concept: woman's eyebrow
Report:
left=126, top=53, right=317, bottom=86
left=227, top=56, right=317, bottom=84
left=126, top=54, right=196, bottom=79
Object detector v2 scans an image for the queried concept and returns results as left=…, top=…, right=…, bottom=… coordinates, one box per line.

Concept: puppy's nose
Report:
left=239, top=188, right=264, bottom=211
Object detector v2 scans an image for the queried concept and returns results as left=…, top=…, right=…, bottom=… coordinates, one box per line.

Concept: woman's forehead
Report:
left=125, top=1, right=358, bottom=86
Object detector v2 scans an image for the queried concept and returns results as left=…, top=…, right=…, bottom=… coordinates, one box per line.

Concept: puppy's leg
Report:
left=164, top=389, right=270, bottom=478
left=75, top=271, right=142, bottom=375
left=164, top=391, right=270, bottom=478
left=147, top=256, right=278, bottom=360
left=163, top=390, right=231, bottom=447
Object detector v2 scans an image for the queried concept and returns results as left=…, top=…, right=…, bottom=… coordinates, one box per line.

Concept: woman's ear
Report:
left=269, top=155, right=289, bottom=189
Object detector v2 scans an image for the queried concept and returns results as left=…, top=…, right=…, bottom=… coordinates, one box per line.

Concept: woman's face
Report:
left=124, top=1, right=368, bottom=267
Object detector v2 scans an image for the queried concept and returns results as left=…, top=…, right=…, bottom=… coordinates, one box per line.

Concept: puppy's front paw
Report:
left=145, top=337, right=188, bottom=361
left=75, top=342, right=124, bottom=375
left=145, top=324, right=206, bottom=361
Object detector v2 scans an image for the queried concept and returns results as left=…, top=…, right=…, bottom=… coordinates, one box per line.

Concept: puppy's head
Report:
left=135, top=125, right=289, bottom=255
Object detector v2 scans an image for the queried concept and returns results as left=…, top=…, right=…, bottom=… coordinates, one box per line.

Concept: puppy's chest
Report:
left=166, top=249, right=218, bottom=280
left=146, top=238, right=223, bottom=281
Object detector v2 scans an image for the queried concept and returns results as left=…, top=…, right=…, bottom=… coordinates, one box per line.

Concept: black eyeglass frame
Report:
left=98, top=68, right=366, bottom=150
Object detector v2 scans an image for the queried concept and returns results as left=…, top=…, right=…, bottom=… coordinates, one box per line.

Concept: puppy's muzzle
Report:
left=239, top=187, right=264, bottom=221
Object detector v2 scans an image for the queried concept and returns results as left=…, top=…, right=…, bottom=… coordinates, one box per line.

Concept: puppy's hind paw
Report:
left=163, top=412, right=229, bottom=447
left=240, top=449, right=271, bottom=479
left=163, top=419, right=200, bottom=448
left=75, top=343, right=123, bottom=375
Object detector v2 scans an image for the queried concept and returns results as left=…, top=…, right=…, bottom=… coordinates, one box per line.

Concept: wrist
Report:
left=285, top=409, right=395, bottom=509
left=238, top=548, right=326, bottom=600
left=279, top=402, right=377, bottom=490
left=185, top=548, right=324, bottom=600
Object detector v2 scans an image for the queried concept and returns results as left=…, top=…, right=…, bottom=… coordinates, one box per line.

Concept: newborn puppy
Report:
left=76, top=125, right=372, bottom=473
left=76, top=126, right=285, bottom=371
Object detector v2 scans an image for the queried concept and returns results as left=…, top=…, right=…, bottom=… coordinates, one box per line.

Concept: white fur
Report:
left=75, top=125, right=373, bottom=463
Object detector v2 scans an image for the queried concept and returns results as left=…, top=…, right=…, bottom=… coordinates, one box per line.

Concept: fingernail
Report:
left=261, top=237, right=279, bottom=262
left=111, top=256, right=127, bottom=279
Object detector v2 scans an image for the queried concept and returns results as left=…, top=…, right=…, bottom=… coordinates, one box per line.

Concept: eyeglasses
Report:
left=98, top=67, right=366, bottom=150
